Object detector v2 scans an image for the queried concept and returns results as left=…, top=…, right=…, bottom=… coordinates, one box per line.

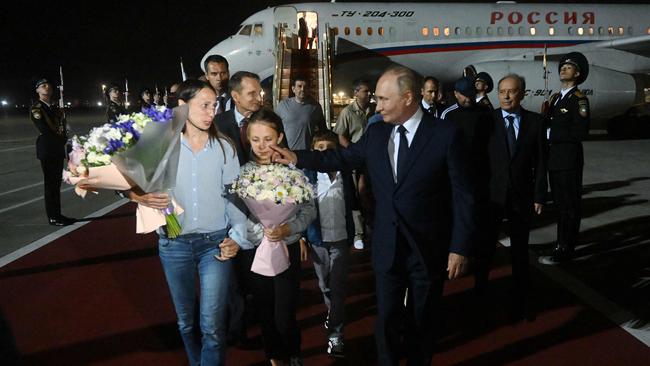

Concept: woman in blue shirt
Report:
left=129, top=79, right=248, bottom=366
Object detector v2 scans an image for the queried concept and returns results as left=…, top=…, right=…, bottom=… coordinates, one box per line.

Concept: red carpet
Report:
left=1, top=203, right=648, bottom=365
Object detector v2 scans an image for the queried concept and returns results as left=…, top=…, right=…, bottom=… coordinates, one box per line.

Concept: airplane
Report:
left=201, top=1, right=650, bottom=128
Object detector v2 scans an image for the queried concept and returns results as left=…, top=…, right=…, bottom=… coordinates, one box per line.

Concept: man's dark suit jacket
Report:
left=214, top=109, right=249, bottom=166
left=489, top=108, right=548, bottom=209
left=296, top=113, right=475, bottom=275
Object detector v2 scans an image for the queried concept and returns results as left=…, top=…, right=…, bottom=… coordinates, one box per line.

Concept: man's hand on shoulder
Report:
left=447, top=252, right=468, bottom=280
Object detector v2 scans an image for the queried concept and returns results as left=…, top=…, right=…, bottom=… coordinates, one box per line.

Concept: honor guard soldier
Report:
left=129, top=87, right=154, bottom=113
left=30, top=78, right=75, bottom=226
left=105, top=83, right=127, bottom=122
left=540, top=52, right=590, bottom=264
left=475, top=72, right=494, bottom=110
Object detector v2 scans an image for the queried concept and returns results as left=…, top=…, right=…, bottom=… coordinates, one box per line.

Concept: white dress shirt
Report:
left=388, top=108, right=423, bottom=181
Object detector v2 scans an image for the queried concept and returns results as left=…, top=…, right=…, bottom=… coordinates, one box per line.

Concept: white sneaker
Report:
left=353, top=239, right=364, bottom=250
left=327, top=337, right=345, bottom=358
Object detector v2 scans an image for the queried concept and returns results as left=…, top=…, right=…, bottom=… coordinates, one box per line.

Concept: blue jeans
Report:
left=158, top=229, right=231, bottom=366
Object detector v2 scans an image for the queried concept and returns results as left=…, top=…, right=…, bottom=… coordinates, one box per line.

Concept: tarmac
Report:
left=1, top=108, right=649, bottom=349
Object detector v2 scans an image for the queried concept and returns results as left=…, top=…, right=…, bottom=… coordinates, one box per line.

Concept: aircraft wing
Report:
left=542, top=34, right=650, bottom=59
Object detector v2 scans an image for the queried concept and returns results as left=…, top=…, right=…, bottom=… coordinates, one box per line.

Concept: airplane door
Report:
left=274, top=6, right=298, bottom=48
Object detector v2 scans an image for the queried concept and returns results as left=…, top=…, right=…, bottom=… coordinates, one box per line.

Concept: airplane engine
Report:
left=471, top=61, right=637, bottom=120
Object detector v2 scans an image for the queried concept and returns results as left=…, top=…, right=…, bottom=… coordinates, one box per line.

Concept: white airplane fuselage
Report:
left=202, top=2, right=650, bottom=120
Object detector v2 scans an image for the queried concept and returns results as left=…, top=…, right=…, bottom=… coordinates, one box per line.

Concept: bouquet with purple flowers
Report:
left=64, top=105, right=187, bottom=237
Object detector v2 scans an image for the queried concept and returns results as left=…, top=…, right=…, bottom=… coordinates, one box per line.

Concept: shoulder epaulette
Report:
left=574, top=90, right=585, bottom=98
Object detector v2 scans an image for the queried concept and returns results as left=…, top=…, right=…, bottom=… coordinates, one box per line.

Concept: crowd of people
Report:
left=29, top=50, right=590, bottom=365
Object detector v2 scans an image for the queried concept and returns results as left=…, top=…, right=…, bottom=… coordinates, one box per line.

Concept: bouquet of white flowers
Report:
left=63, top=105, right=187, bottom=237
left=231, top=163, right=314, bottom=276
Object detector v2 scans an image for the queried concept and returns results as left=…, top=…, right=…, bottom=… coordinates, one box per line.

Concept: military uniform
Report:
left=30, top=98, right=68, bottom=222
left=475, top=72, right=494, bottom=110
left=544, top=52, right=590, bottom=262
left=106, top=100, right=127, bottom=122
left=476, top=95, right=494, bottom=110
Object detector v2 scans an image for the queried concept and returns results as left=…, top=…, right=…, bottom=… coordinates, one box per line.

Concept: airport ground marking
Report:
left=0, top=199, right=128, bottom=268
left=0, top=181, right=43, bottom=197
left=0, top=186, right=75, bottom=214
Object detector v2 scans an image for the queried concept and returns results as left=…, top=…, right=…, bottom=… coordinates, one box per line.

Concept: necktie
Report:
left=397, top=125, right=409, bottom=178
left=505, top=115, right=516, bottom=158
left=239, top=117, right=249, bottom=149
left=216, top=96, right=225, bottom=114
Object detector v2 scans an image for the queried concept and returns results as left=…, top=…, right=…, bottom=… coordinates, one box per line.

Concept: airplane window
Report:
left=356, top=27, right=362, bottom=36
left=618, top=27, right=624, bottom=36
left=486, top=27, right=493, bottom=36
left=378, top=27, right=384, bottom=36
left=518, top=26, right=525, bottom=35
left=344, top=27, right=350, bottom=36
left=608, top=26, right=614, bottom=35
left=444, top=27, right=450, bottom=36
left=647, top=27, right=650, bottom=35
left=549, top=27, right=555, bottom=36
left=476, top=27, right=482, bottom=36
left=568, top=27, right=574, bottom=35
left=455, top=27, right=461, bottom=35
left=333, top=27, right=339, bottom=36
left=627, top=26, right=633, bottom=35
left=422, top=27, right=429, bottom=37
left=389, top=27, right=396, bottom=36
left=589, top=27, right=595, bottom=35
left=507, top=26, right=514, bottom=36
left=433, top=27, right=440, bottom=37
left=239, top=24, right=252, bottom=36
left=578, top=27, right=584, bottom=36
left=497, top=27, right=504, bottom=36
left=254, top=24, right=263, bottom=36
left=465, top=27, right=472, bottom=36
left=530, top=27, right=536, bottom=36
left=367, top=27, right=373, bottom=36
left=598, top=27, right=604, bottom=35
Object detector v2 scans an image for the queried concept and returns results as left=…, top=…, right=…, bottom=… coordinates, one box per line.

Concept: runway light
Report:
left=1, top=100, right=7, bottom=106
left=67, top=102, right=72, bottom=106
left=97, top=101, right=103, bottom=106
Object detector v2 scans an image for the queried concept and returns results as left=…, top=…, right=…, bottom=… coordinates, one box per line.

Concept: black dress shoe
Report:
left=48, top=216, right=76, bottom=226
left=538, top=244, right=574, bottom=265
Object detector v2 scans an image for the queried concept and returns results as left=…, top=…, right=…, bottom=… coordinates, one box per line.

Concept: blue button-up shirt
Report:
left=172, top=135, right=250, bottom=248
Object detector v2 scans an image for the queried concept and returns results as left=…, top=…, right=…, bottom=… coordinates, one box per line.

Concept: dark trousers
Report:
left=251, top=242, right=301, bottom=360
left=40, top=158, right=64, bottom=219
left=227, top=247, right=256, bottom=339
left=549, top=168, right=583, bottom=250
left=475, top=198, right=532, bottom=302
left=374, top=231, right=444, bottom=366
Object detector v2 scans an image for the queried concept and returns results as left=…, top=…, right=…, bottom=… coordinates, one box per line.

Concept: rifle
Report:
left=125, top=78, right=130, bottom=108
left=58, top=66, right=65, bottom=109
left=541, top=44, right=551, bottom=115
left=180, top=57, right=187, bottom=81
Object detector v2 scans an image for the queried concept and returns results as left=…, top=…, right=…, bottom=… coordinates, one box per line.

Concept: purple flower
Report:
left=103, top=139, right=125, bottom=154
left=143, top=106, right=173, bottom=122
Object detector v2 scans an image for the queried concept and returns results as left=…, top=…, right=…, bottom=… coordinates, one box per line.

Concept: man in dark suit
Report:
left=214, top=71, right=263, bottom=166
left=420, top=76, right=445, bottom=118
left=540, top=52, right=590, bottom=265
left=271, top=65, right=475, bottom=366
left=204, top=54, right=232, bottom=114
left=213, top=71, right=263, bottom=348
left=475, top=74, right=547, bottom=318
left=30, top=78, right=75, bottom=226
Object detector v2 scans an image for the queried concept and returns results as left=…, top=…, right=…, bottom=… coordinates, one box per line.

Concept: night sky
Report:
left=1, top=0, right=647, bottom=106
